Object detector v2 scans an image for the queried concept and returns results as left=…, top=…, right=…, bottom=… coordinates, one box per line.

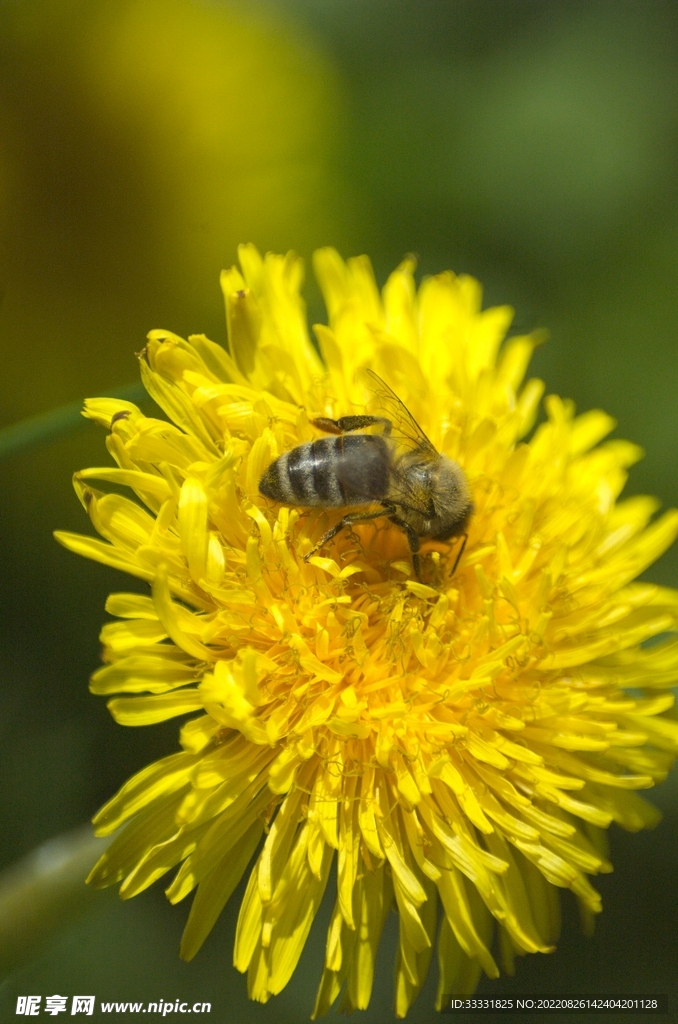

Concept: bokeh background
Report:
left=1, top=0, right=677, bottom=1019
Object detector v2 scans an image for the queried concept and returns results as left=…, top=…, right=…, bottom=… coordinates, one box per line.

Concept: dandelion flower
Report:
left=56, top=247, right=678, bottom=1016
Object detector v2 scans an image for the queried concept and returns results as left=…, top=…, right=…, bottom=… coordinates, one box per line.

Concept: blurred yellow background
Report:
left=1, top=0, right=677, bottom=1019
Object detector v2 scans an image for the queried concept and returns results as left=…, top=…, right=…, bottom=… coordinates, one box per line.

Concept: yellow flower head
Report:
left=56, top=246, right=678, bottom=1016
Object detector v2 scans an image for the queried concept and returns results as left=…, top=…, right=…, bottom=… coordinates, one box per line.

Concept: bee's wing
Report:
left=386, top=467, right=435, bottom=517
left=360, top=369, right=437, bottom=456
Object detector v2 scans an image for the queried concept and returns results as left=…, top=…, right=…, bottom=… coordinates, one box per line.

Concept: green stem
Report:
left=0, top=825, right=114, bottom=980
left=0, top=381, right=148, bottom=461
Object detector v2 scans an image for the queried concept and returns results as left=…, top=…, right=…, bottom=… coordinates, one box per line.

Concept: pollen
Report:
left=56, top=245, right=678, bottom=1016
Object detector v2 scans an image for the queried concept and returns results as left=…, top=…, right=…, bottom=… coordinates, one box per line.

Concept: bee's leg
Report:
left=303, top=506, right=392, bottom=562
left=449, top=533, right=468, bottom=578
left=388, top=515, right=421, bottom=580
left=311, top=415, right=392, bottom=436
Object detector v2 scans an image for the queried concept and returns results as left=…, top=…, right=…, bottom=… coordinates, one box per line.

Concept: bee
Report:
left=259, top=370, right=473, bottom=579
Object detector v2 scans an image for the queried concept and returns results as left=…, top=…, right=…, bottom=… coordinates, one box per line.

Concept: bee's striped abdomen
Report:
left=259, top=435, right=390, bottom=508
left=260, top=438, right=343, bottom=506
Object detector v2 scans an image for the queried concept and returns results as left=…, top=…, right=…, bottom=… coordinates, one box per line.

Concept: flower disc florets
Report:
left=56, top=246, right=678, bottom=1016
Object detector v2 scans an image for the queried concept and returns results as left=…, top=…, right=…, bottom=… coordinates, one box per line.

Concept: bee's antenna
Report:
left=449, top=534, right=468, bottom=578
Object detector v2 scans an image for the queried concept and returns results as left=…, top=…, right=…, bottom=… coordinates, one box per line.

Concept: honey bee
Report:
left=259, top=370, right=473, bottom=579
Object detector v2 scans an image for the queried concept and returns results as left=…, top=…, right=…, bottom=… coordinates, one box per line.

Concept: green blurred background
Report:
left=1, top=0, right=677, bottom=1019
